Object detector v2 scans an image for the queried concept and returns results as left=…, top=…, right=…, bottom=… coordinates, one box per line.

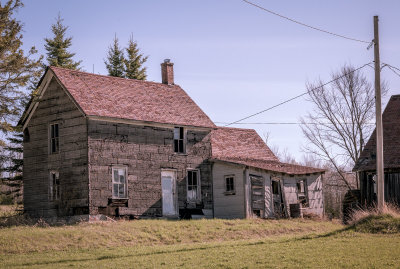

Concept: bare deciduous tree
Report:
left=300, top=64, right=386, bottom=190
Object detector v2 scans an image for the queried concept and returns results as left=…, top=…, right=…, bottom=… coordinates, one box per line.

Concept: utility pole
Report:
left=374, top=15, right=384, bottom=212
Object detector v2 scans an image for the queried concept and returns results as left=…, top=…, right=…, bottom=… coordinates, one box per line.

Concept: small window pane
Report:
left=113, top=170, right=119, bottom=183
left=178, top=140, right=183, bottom=152
left=119, top=184, right=125, bottom=197
left=174, top=127, right=180, bottom=139
left=113, top=184, right=119, bottom=197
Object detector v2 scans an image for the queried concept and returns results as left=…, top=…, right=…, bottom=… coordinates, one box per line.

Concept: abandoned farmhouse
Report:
left=353, top=94, right=400, bottom=206
left=20, top=61, right=325, bottom=220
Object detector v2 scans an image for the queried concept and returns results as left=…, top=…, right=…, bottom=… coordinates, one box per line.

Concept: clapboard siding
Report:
left=23, top=78, right=88, bottom=218
left=212, top=162, right=246, bottom=219
left=282, top=175, right=324, bottom=216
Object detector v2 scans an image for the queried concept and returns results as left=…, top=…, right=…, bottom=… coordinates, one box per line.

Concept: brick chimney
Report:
left=161, top=59, right=174, bottom=85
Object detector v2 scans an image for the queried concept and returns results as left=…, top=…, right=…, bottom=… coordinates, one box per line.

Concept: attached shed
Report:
left=353, top=95, right=400, bottom=206
left=210, top=127, right=325, bottom=219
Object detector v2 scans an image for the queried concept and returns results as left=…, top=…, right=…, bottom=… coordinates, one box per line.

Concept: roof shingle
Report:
left=50, top=66, right=215, bottom=128
left=354, top=94, right=400, bottom=171
left=210, top=127, right=324, bottom=175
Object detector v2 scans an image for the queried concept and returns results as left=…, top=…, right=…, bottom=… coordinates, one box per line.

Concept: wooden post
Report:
left=374, top=15, right=385, bottom=212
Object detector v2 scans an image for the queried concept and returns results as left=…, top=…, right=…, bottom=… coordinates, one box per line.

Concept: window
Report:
left=23, top=128, right=30, bottom=142
left=112, top=167, right=127, bottom=199
left=173, top=127, right=185, bottom=153
left=49, top=123, right=59, bottom=153
left=225, top=175, right=235, bottom=193
left=187, top=170, right=200, bottom=201
left=297, top=179, right=308, bottom=207
left=49, top=171, right=60, bottom=201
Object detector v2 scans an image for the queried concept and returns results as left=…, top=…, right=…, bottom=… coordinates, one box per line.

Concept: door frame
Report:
left=161, top=169, right=178, bottom=217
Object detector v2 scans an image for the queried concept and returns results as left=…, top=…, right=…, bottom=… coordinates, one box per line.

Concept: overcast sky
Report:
left=16, top=0, right=400, bottom=160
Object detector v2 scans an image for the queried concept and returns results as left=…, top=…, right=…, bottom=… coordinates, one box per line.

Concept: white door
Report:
left=161, top=170, right=177, bottom=216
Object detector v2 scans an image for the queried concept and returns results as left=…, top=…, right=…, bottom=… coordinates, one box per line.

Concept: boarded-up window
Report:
left=225, top=175, right=235, bottom=192
left=187, top=170, right=200, bottom=201
left=174, top=127, right=185, bottom=153
left=297, top=179, right=308, bottom=207
left=112, top=167, right=127, bottom=199
left=49, top=171, right=60, bottom=201
left=49, top=123, right=59, bottom=153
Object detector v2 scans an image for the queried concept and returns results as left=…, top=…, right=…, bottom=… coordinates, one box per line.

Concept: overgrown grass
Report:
left=349, top=204, right=400, bottom=234
left=0, top=218, right=341, bottom=254
left=1, top=230, right=399, bottom=268
left=0, top=205, right=399, bottom=268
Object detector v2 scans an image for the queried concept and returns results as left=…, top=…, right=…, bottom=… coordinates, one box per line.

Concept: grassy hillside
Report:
left=0, top=218, right=339, bottom=254
left=0, top=206, right=399, bottom=268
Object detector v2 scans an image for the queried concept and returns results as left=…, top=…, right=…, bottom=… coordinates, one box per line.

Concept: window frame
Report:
left=173, top=127, right=186, bottom=154
left=224, top=175, right=235, bottom=195
left=49, top=123, right=60, bottom=154
left=186, top=169, right=201, bottom=202
left=49, top=171, right=60, bottom=201
left=112, top=166, right=128, bottom=199
left=296, top=178, right=309, bottom=207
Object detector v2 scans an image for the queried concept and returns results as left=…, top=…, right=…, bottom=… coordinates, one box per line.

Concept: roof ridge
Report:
left=216, top=126, right=257, bottom=131
left=49, top=66, right=178, bottom=88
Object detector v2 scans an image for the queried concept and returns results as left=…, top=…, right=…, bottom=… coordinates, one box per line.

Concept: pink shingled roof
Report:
left=211, top=127, right=279, bottom=162
left=211, top=127, right=325, bottom=175
left=50, top=66, right=215, bottom=128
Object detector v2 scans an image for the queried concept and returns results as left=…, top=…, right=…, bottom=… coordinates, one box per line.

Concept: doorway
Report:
left=161, top=169, right=178, bottom=217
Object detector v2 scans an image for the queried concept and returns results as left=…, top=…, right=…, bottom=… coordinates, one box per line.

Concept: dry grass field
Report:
left=0, top=205, right=399, bottom=268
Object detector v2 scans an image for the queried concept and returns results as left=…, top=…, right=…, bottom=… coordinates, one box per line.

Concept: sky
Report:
left=15, top=0, right=400, bottom=160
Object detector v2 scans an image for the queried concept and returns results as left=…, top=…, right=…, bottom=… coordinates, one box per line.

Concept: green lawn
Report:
left=0, top=212, right=399, bottom=268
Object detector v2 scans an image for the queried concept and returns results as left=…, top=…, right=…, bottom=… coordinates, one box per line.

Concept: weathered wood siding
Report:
left=23, top=78, right=88, bottom=217
left=87, top=120, right=212, bottom=217
left=360, top=171, right=400, bottom=206
left=247, top=168, right=273, bottom=218
left=282, top=175, right=324, bottom=217
left=212, top=162, right=245, bottom=219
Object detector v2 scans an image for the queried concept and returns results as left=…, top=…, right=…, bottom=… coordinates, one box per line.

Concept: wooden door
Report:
left=161, top=170, right=177, bottom=217
left=250, top=176, right=264, bottom=217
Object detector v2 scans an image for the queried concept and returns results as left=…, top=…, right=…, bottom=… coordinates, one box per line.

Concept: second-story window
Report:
left=174, top=127, right=185, bottom=153
left=49, top=123, right=59, bottom=154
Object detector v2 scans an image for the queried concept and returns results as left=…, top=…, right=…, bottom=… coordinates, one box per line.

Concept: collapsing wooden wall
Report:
left=360, top=171, right=400, bottom=206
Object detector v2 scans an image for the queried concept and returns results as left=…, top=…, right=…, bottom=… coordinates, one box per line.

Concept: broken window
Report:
left=49, top=171, right=60, bottom=201
left=297, top=179, right=308, bottom=207
left=187, top=170, right=200, bottom=201
left=112, top=167, right=127, bottom=199
left=225, top=175, right=235, bottom=193
left=49, top=123, right=59, bottom=154
left=272, top=180, right=280, bottom=195
left=173, top=127, right=185, bottom=153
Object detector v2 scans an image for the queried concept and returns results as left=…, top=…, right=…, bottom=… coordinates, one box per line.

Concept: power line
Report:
left=242, top=0, right=370, bottom=44
left=215, top=121, right=376, bottom=125
left=382, top=62, right=400, bottom=78
left=224, top=62, right=372, bottom=126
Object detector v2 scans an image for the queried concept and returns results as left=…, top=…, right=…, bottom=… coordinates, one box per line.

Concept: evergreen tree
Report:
left=0, top=131, right=23, bottom=204
left=0, top=0, right=42, bottom=145
left=104, top=35, right=125, bottom=77
left=124, top=35, right=148, bottom=80
left=44, top=14, right=81, bottom=69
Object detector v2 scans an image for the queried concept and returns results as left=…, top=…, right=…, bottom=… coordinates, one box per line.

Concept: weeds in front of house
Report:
left=349, top=203, right=400, bottom=234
